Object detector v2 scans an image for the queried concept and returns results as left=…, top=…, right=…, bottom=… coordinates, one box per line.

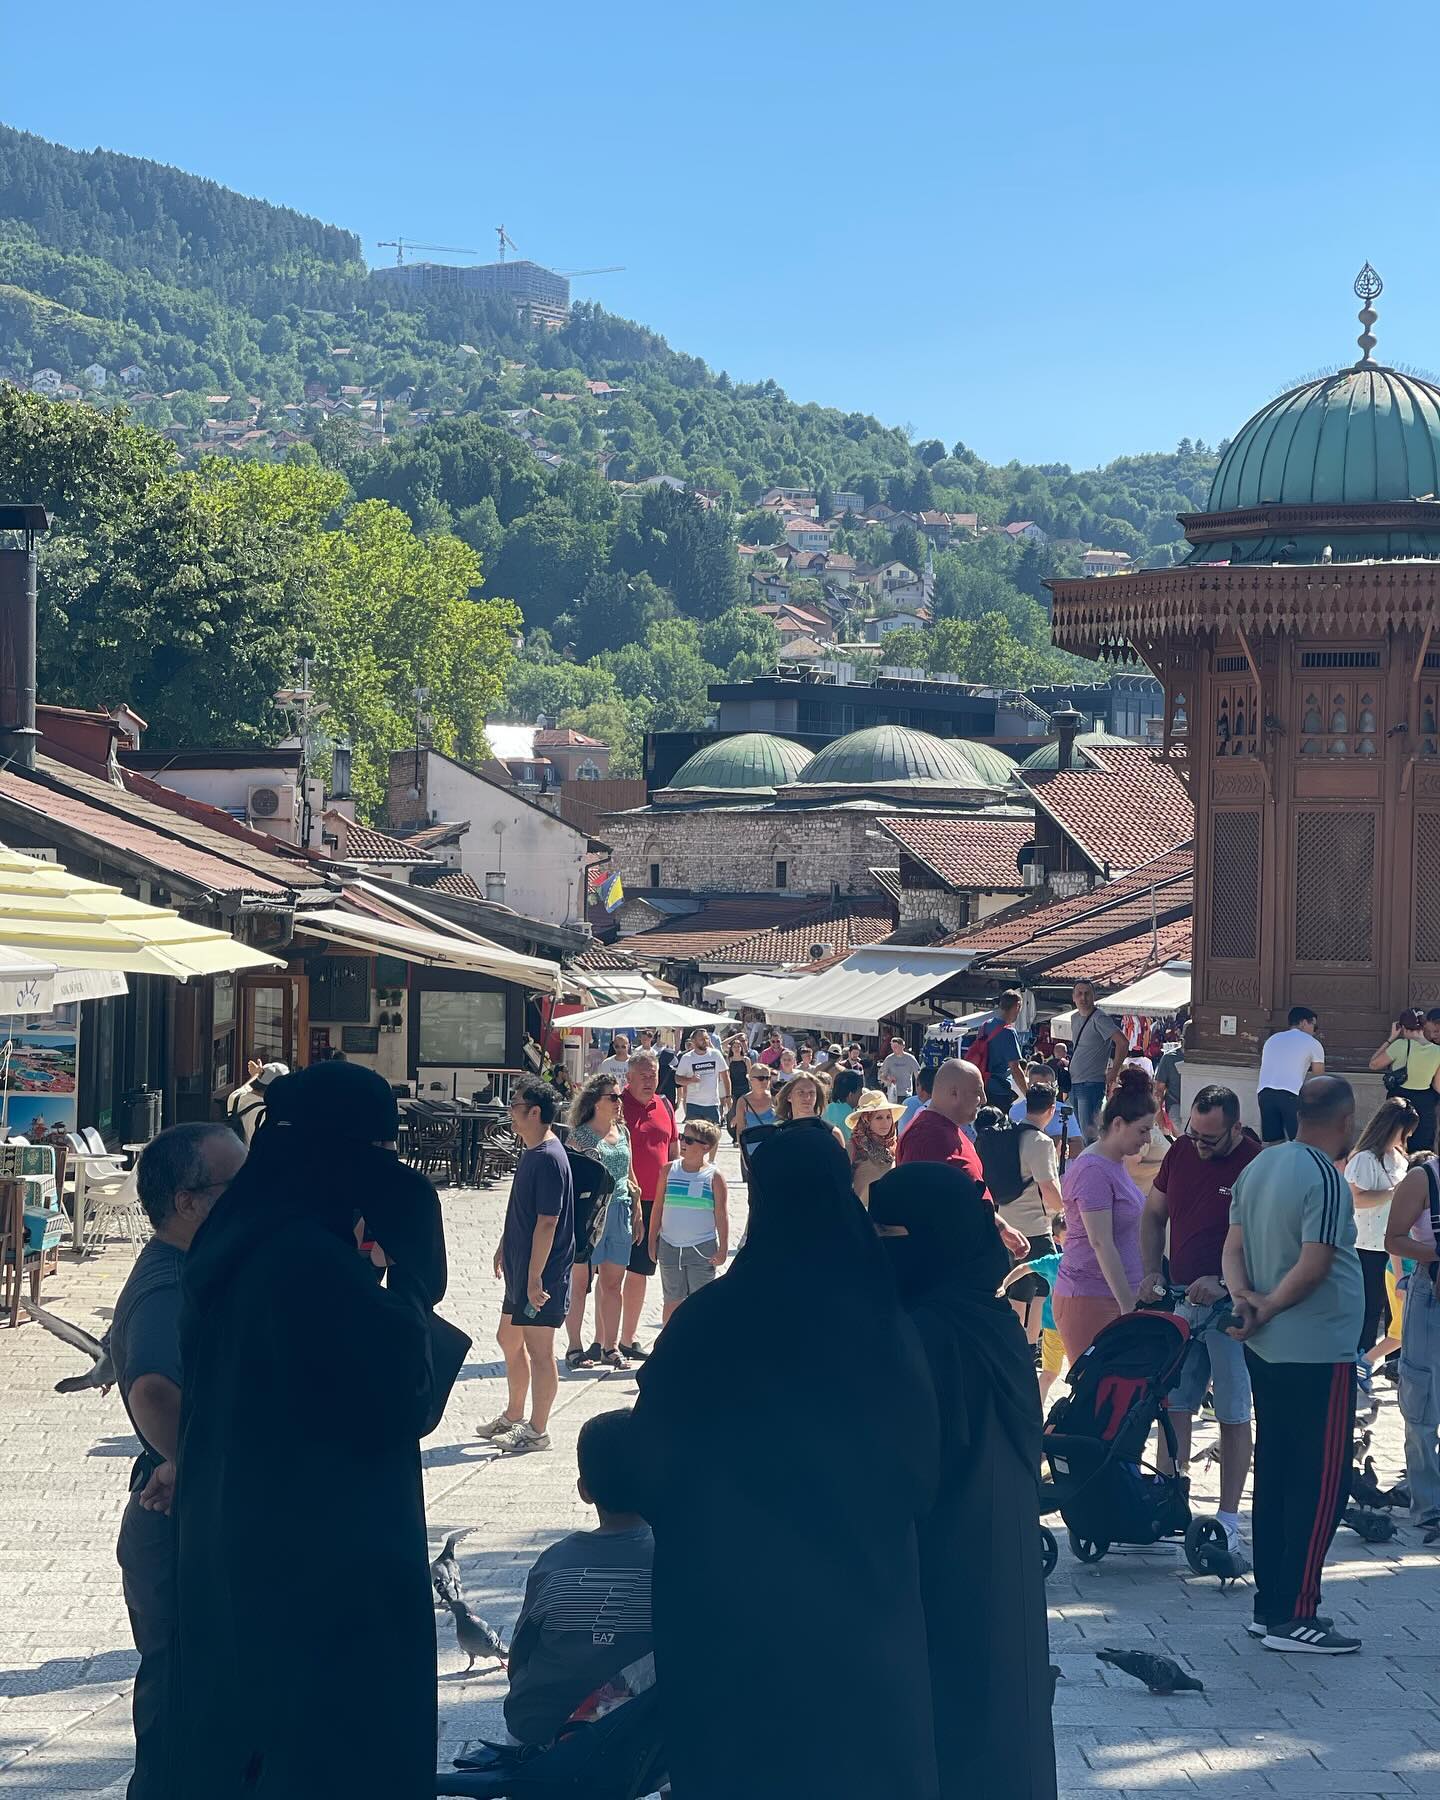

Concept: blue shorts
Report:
left=1070, top=1080, right=1106, bottom=1139
left=1168, top=1299, right=1253, bottom=1425
left=590, top=1193, right=634, bottom=1268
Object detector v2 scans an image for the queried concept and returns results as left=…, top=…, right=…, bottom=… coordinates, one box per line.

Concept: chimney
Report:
left=485, top=870, right=507, bottom=905
left=1051, top=705, right=1084, bottom=770
left=0, top=506, right=48, bottom=771
left=330, top=740, right=352, bottom=801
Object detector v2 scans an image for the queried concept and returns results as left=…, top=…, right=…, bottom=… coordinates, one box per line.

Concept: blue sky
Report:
left=9, top=0, right=1439, bottom=468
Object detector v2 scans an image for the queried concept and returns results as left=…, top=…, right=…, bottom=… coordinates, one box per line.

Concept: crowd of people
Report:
left=91, top=980, right=1440, bottom=1796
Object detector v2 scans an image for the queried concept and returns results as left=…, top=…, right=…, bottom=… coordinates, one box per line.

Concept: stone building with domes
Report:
left=1050, top=266, right=1440, bottom=1097
left=602, top=723, right=1030, bottom=902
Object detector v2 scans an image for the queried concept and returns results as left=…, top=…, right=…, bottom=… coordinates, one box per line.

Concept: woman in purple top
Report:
left=1053, top=1067, right=1156, bottom=1361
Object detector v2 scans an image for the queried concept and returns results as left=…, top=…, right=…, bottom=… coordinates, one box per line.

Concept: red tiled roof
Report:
left=1023, top=745, right=1192, bottom=874
left=702, top=898, right=895, bottom=969
left=534, top=729, right=605, bottom=748
left=339, top=824, right=435, bottom=864
left=620, top=897, right=838, bottom=961
left=573, top=941, right=641, bottom=971
left=881, top=816, right=1033, bottom=891
left=942, top=849, right=1193, bottom=957
left=0, top=768, right=290, bottom=899
left=425, top=870, right=485, bottom=900
left=1044, top=917, right=1193, bottom=985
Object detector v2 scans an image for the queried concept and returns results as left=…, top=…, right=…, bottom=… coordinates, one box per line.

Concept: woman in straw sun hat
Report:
left=847, top=1089, right=906, bottom=1206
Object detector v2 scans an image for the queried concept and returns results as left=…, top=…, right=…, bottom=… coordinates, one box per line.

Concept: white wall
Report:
left=424, top=758, right=588, bottom=927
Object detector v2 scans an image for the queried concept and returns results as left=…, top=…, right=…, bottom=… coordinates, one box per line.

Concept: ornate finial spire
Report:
left=1354, top=262, right=1383, bottom=366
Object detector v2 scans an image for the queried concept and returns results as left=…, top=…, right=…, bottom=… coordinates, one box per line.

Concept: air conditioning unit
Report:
left=247, top=784, right=296, bottom=829
left=1022, top=863, right=1046, bottom=889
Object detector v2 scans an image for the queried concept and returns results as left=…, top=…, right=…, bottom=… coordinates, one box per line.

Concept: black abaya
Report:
left=171, top=1064, right=469, bottom=1799
left=630, top=1128, right=940, bottom=1800
left=871, top=1163, right=1056, bottom=1800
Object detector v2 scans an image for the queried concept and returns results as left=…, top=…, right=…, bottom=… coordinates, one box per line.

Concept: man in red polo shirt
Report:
left=1139, top=1083, right=1262, bottom=1555
left=897, top=1059, right=1029, bottom=1255
left=620, top=1049, right=679, bottom=1362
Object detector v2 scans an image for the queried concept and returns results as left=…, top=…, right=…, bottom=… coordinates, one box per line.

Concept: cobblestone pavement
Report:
left=4, top=1142, right=1440, bottom=1795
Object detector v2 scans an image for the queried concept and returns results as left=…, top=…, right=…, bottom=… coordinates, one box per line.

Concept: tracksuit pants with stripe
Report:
left=1245, top=1351, right=1354, bottom=1627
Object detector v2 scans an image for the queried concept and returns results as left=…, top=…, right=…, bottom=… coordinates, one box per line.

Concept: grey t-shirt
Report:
left=505, top=1525, right=654, bottom=1746
left=880, top=1051, right=921, bottom=1097
left=1069, top=1008, right=1120, bottom=1085
left=1228, top=1141, right=1364, bottom=1363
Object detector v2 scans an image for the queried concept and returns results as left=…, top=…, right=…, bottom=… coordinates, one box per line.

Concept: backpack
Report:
left=974, top=1113, right=1040, bottom=1207
left=963, top=1018, right=1007, bottom=1082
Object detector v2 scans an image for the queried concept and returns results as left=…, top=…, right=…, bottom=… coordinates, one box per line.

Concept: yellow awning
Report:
left=0, top=846, right=285, bottom=980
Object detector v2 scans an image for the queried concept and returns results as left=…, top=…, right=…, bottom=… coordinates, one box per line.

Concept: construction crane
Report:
left=377, top=239, right=479, bottom=266
left=496, top=225, right=522, bottom=261
left=559, top=266, right=626, bottom=278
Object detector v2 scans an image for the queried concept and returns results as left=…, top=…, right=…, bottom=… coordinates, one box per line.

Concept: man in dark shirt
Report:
left=979, top=990, right=1028, bottom=1109
left=1139, top=1084, right=1262, bottom=1552
left=111, top=1122, right=247, bottom=1798
left=506, top=1409, right=653, bottom=1747
left=485, top=1080, right=575, bottom=1456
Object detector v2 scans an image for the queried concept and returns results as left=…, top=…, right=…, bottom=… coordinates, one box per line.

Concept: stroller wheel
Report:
left=1040, top=1525, right=1058, bottom=1580
left=1184, top=1516, right=1250, bottom=1583
left=1067, top=1529, right=1109, bottom=1564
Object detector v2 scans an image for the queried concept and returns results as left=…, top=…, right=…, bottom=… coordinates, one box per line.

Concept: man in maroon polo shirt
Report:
left=896, top=1059, right=1030, bottom=1255
left=619, top=1049, right=679, bottom=1363
left=1139, top=1083, right=1262, bottom=1552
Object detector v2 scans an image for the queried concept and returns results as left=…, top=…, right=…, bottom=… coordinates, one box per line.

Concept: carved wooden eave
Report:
left=1049, top=563, right=1440, bottom=656
left=1178, top=501, right=1440, bottom=544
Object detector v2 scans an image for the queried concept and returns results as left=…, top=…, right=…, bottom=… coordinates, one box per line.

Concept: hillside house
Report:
left=783, top=518, right=833, bottom=554
left=1002, top=520, right=1048, bottom=544
left=1081, top=549, right=1135, bottom=577
left=30, top=369, right=63, bottom=395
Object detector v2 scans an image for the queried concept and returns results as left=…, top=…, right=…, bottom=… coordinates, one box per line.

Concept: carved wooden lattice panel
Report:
left=1214, top=682, right=1259, bottom=759
left=1294, top=811, right=1375, bottom=964
left=1209, top=811, right=1260, bottom=961
left=1296, top=678, right=1381, bottom=758
left=1415, top=813, right=1440, bottom=963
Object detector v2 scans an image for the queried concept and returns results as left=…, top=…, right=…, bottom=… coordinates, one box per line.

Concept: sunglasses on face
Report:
left=681, top=1135, right=706, bottom=1147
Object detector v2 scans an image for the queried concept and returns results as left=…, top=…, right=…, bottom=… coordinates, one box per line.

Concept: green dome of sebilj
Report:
left=1208, top=365, right=1440, bottom=513
left=794, top=724, right=997, bottom=790
left=666, top=732, right=811, bottom=793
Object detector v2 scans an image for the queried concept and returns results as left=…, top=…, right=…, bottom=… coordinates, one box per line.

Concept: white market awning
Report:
left=1099, top=964, right=1192, bottom=1014
left=701, top=972, right=805, bottom=1011
left=764, top=946, right=977, bottom=1037
left=559, top=998, right=737, bottom=1034
left=296, top=908, right=562, bottom=995
left=571, top=969, right=671, bottom=1002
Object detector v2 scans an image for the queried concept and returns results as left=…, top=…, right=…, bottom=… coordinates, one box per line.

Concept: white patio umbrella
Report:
left=558, top=998, right=737, bottom=1033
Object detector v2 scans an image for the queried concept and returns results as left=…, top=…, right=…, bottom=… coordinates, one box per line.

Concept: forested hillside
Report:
left=0, top=122, right=1220, bottom=775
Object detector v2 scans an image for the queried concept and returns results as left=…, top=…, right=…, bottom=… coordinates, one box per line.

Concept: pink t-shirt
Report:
left=1055, top=1150, right=1146, bottom=1297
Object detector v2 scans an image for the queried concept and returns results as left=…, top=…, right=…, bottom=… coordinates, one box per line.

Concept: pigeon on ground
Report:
left=1096, top=1649, right=1203, bottom=1694
left=1195, top=1441, right=1223, bottom=1468
left=1048, top=1664, right=1063, bottom=1702
left=19, top=1298, right=115, bottom=1393
left=1343, top=1505, right=1397, bottom=1543
left=447, top=1599, right=509, bottom=1674
left=431, top=1529, right=473, bottom=1609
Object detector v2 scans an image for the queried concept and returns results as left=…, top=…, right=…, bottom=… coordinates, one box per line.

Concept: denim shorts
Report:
left=658, top=1236, right=719, bottom=1303
left=1168, top=1299, right=1253, bottom=1424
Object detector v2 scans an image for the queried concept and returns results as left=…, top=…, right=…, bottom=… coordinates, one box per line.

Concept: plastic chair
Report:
left=76, top=1160, right=148, bottom=1258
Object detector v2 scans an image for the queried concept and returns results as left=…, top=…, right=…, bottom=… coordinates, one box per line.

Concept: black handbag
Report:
left=1383, top=1040, right=1411, bottom=1097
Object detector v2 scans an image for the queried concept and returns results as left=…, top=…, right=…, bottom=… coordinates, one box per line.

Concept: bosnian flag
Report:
left=600, top=871, right=624, bottom=913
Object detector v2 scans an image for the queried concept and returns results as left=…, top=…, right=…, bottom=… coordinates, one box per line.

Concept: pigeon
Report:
left=1195, top=1442, right=1223, bottom=1467
left=1349, top=1457, right=1388, bottom=1510
left=1096, top=1649, right=1203, bottom=1695
left=1343, top=1505, right=1397, bottom=1544
left=431, top=1529, right=472, bottom=1610
left=19, top=1298, right=115, bottom=1393
left=1048, top=1664, right=1064, bottom=1702
left=447, top=1599, right=509, bottom=1674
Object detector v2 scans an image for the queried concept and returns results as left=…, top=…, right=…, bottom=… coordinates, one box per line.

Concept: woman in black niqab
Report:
left=171, top=1062, right=470, bottom=1799
left=869, top=1162, right=1056, bottom=1800
left=628, top=1125, right=941, bottom=1799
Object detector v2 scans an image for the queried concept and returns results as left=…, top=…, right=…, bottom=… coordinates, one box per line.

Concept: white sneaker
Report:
left=476, top=1412, right=522, bottom=1441
left=496, top=1422, right=551, bottom=1456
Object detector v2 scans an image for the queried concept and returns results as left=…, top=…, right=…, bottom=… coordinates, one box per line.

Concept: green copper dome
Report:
left=1208, top=365, right=1440, bottom=513
left=957, top=741, right=1020, bottom=786
left=795, top=725, right=995, bottom=790
left=1018, top=726, right=1134, bottom=772
left=666, top=732, right=811, bottom=794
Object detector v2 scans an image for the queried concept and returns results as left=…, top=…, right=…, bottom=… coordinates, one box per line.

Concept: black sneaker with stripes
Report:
left=1261, top=1619, right=1360, bottom=1654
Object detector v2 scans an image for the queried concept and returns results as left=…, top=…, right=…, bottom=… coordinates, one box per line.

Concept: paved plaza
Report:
left=4, top=1143, right=1440, bottom=1796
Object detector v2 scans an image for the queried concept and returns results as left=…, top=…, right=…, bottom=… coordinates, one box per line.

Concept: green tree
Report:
left=504, top=655, right=621, bottom=723
left=488, top=500, right=605, bottom=631
left=558, top=698, right=643, bottom=777
left=699, top=605, right=779, bottom=676
left=569, top=569, right=669, bottom=661
left=600, top=619, right=719, bottom=729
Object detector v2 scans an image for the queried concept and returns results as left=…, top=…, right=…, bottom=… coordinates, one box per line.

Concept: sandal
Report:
left=565, top=1346, right=588, bottom=1371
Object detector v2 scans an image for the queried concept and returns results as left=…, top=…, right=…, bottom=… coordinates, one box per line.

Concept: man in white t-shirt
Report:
left=879, top=1036, right=921, bottom=1100
left=595, top=1034, right=631, bottom=1081
left=675, top=1029, right=730, bottom=1140
left=1256, top=1007, right=1325, bottom=1144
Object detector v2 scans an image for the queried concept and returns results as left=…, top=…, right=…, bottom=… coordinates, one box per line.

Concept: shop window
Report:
left=309, top=956, right=371, bottom=1023
left=418, top=989, right=506, bottom=1065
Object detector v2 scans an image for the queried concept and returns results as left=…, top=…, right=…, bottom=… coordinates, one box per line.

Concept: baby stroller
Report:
left=1040, top=1305, right=1194, bottom=1569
